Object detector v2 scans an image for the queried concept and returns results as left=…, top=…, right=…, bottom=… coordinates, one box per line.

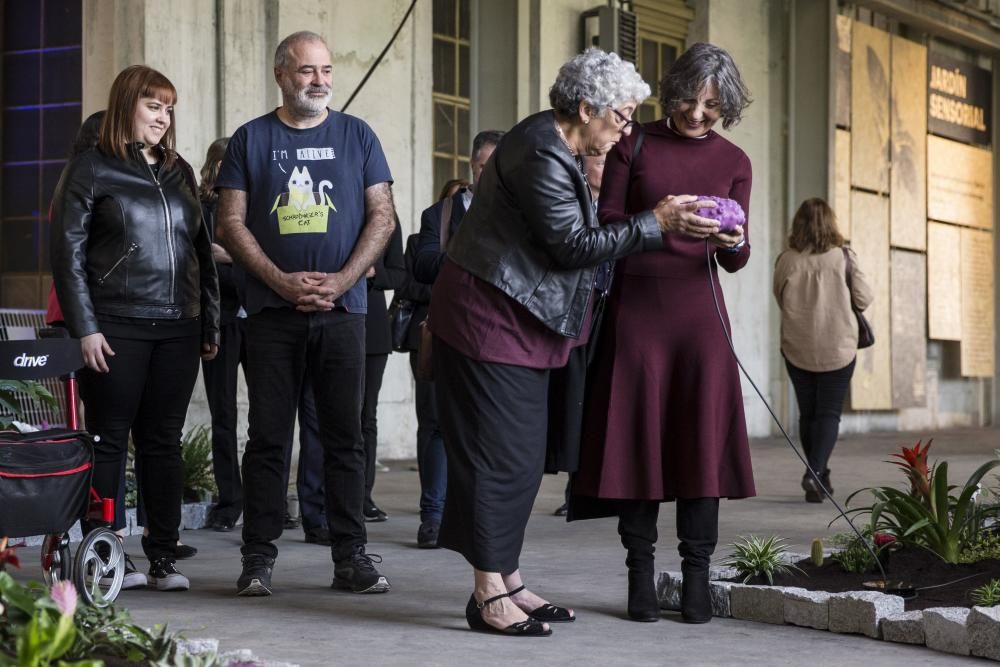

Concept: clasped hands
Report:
left=274, top=265, right=376, bottom=312
left=652, top=194, right=744, bottom=249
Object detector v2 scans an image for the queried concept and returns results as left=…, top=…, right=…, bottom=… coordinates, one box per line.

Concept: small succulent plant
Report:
left=722, top=535, right=803, bottom=585
left=810, top=538, right=825, bottom=567
left=972, top=578, right=1000, bottom=607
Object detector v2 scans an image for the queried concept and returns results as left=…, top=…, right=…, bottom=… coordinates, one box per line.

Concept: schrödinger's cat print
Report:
left=270, top=164, right=337, bottom=234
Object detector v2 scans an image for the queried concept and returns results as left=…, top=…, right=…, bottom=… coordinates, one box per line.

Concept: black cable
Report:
left=340, top=0, right=420, bottom=113
left=704, top=240, right=889, bottom=583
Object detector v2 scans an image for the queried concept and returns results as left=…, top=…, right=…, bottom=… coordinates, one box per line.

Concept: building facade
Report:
left=1, top=0, right=998, bottom=458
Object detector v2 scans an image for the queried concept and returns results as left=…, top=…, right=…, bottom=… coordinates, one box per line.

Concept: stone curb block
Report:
left=175, top=638, right=220, bottom=657
left=710, top=581, right=734, bottom=618
left=657, top=571, right=682, bottom=611
left=881, top=611, right=924, bottom=645
left=969, top=606, right=1000, bottom=661
left=730, top=584, right=789, bottom=624
left=784, top=589, right=832, bottom=630
left=923, top=607, right=971, bottom=656
left=828, top=591, right=904, bottom=638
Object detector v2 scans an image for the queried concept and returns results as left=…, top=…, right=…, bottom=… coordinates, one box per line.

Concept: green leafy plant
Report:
left=958, top=531, right=1000, bottom=564
left=0, top=380, right=57, bottom=430
left=181, top=425, right=217, bottom=501
left=843, top=442, right=1000, bottom=564
left=0, top=573, right=216, bottom=666
left=972, top=579, right=1000, bottom=607
left=722, top=535, right=803, bottom=585
left=830, top=532, right=895, bottom=574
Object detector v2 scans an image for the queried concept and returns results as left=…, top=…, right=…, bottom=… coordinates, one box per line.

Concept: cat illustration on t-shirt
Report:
left=288, top=166, right=314, bottom=210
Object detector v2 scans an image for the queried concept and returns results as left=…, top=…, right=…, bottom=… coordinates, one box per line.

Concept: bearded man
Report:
left=216, top=30, right=395, bottom=597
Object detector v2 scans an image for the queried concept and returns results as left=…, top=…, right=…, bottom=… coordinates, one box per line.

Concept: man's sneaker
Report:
left=148, top=557, right=190, bottom=591
left=100, top=553, right=148, bottom=590
left=416, top=521, right=440, bottom=549
left=237, top=554, right=274, bottom=596
left=363, top=502, right=388, bottom=522
left=332, top=546, right=390, bottom=593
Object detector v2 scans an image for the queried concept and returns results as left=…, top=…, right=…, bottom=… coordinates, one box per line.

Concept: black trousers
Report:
left=361, top=353, right=389, bottom=502
left=409, top=351, right=446, bottom=524
left=617, top=498, right=720, bottom=569
left=289, top=378, right=326, bottom=531
left=434, top=337, right=549, bottom=574
left=785, top=358, right=856, bottom=475
left=80, top=329, right=201, bottom=560
left=202, top=317, right=247, bottom=521
left=242, top=308, right=367, bottom=561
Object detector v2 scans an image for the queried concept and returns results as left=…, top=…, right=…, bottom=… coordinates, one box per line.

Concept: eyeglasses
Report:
left=607, top=107, right=638, bottom=131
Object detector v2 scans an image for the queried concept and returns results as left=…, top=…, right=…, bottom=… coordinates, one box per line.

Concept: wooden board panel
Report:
left=835, top=15, right=851, bottom=128
left=960, top=227, right=994, bottom=377
left=850, top=191, right=892, bottom=409
left=851, top=21, right=890, bottom=193
left=890, top=36, right=927, bottom=250
left=0, top=275, right=42, bottom=309
left=927, top=222, right=962, bottom=341
left=891, top=250, right=927, bottom=408
left=927, top=135, right=994, bottom=229
left=835, top=129, right=852, bottom=240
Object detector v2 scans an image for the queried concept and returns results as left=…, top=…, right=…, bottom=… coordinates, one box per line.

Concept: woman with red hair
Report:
left=52, top=66, right=220, bottom=591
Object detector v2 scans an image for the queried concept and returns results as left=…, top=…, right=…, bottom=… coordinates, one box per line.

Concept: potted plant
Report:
left=181, top=425, right=217, bottom=504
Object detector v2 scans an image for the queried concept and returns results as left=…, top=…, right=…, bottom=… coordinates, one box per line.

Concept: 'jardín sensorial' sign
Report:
left=927, top=51, right=991, bottom=146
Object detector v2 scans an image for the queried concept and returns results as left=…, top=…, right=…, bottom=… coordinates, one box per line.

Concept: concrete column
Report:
left=472, top=0, right=520, bottom=134
left=82, top=0, right=145, bottom=116
left=688, top=0, right=782, bottom=437
left=218, top=0, right=277, bottom=135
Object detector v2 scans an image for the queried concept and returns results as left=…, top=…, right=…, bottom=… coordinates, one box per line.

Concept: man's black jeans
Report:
left=241, top=307, right=367, bottom=561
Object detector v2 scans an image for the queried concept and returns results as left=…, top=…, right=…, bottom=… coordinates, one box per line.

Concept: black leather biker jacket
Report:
left=51, top=144, right=220, bottom=345
left=446, top=110, right=663, bottom=338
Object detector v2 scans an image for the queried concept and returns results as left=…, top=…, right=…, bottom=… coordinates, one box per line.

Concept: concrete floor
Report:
left=17, top=428, right=998, bottom=665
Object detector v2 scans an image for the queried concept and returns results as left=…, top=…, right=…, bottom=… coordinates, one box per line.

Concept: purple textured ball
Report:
left=694, top=196, right=745, bottom=232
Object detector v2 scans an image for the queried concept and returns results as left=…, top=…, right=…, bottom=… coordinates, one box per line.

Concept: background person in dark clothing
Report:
left=361, top=216, right=406, bottom=521
left=397, top=178, right=467, bottom=548
left=199, top=136, right=246, bottom=533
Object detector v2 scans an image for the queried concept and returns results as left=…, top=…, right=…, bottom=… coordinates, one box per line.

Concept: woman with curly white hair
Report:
left=428, top=48, right=723, bottom=636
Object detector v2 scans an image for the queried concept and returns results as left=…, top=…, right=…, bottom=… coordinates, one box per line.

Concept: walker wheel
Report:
left=72, top=528, right=124, bottom=607
left=41, top=533, right=72, bottom=586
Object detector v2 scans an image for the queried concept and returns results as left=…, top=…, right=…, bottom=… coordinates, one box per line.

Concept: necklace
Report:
left=554, top=119, right=577, bottom=155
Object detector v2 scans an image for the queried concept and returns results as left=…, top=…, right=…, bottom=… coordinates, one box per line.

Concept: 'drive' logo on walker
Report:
left=12, top=353, right=49, bottom=368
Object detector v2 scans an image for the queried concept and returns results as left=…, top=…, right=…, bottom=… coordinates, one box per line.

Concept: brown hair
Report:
left=98, top=65, right=178, bottom=169
left=788, top=198, right=845, bottom=253
left=199, top=137, right=230, bottom=203
left=437, top=178, right=469, bottom=202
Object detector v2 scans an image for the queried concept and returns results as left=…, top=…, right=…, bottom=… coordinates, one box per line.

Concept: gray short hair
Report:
left=274, top=31, right=328, bottom=69
left=659, top=42, right=752, bottom=130
left=549, top=48, right=650, bottom=118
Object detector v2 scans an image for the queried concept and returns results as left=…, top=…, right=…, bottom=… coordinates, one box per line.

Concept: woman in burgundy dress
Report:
left=573, top=43, right=756, bottom=624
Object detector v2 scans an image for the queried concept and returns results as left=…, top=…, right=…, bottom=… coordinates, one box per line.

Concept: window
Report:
left=632, top=0, right=692, bottom=123
left=637, top=37, right=679, bottom=122
left=1, top=0, right=82, bottom=308
left=432, top=0, right=470, bottom=196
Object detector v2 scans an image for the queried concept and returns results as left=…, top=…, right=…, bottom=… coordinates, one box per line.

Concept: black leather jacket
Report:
left=51, top=145, right=220, bottom=344
left=446, top=110, right=663, bottom=338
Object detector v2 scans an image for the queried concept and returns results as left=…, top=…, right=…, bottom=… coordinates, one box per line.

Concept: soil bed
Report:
left=725, top=549, right=1000, bottom=610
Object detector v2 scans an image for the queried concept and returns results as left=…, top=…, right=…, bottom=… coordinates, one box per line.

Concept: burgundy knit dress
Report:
left=573, top=121, right=757, bottom=501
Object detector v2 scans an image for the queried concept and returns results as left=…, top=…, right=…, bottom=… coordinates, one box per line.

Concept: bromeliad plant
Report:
left=842, top=441, right=1000, bottom=564
left=0, top=573, right=216, bottom=666
left=722, top=535, right=803, bottom=585
left=972, top=579, right=1000, bottom=607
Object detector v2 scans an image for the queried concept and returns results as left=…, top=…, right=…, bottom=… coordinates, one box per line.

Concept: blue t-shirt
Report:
left=215, top=109, right=392, bottom=315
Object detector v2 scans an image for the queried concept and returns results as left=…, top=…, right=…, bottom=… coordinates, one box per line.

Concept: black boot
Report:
left=626, top=553, right=658, bottom=622
left=677, top=498, right=719, bottom=624
left=619, top=500, right=660, bottom=623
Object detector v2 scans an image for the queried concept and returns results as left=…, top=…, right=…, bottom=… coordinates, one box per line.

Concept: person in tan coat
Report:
left=773, top=198, right=873, bottom=502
